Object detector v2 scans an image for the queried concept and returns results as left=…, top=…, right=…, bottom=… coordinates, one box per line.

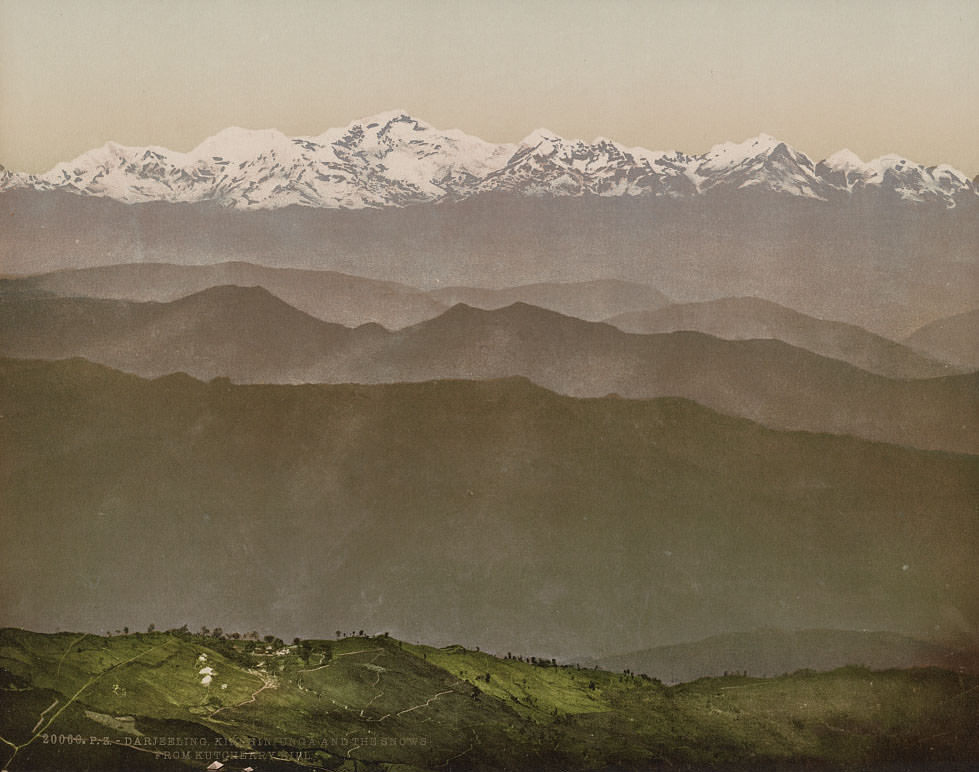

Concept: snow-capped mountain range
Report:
left=2, top=110, right=976, bottom=209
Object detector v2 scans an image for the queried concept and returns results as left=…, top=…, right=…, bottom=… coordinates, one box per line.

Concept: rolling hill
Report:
left=0, top=285, right=387, bottom=382
left=904, top=308, right=979, bottom=370
left=3, top=190, right=977, bottom=341
left=605, top=296, right=957, bottom=379
left=2, top=263, right=674, bottom=329
left=1, top=290, right=976, bottom=453
left=427, top=279, right=670, bottom=322
left=1, top=261, right=444, bottom=330
left=1, top=628, right=977, bottom=771
left=584, top=629, right=979, bottom=684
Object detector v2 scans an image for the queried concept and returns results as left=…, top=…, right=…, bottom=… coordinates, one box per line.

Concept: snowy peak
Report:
left=701, top=133, right=785, bottom=164
left=691, top=134, right=825, bottom=199
left=485, top=129, right=696, bottom=198
left=518, top=128, right=563, bottom=148
left=814, top=149, right=976, bottom=202
left=822, top=148, right=867, bottom=172
left=187, top=126, right=297, bottom=162
left=0, top=165, right=29, bottom=192
left=6, top=115, right=976, bottom=209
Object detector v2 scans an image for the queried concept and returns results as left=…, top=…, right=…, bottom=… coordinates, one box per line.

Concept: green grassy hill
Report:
left=1, top=628, right=977, bottom=771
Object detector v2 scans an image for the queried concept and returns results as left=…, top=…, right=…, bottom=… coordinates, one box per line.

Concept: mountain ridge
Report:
left=606, top=296, right=958, bottom=378
left=1, top=288, right=976, bottom=453
left=3, top=111, right=975, bottom=209
left=0, top=260, right=445, bottom=329
left=904, top=308, right=979, bottom=369
left=3, top=189, right=975, bottom=341
left=582, top=629, right=979, bottom=684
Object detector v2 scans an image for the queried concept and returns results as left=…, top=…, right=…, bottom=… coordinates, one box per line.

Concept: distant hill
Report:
left=2, top=357, right=976, bottom=659
left=584, top=629, right=979, bottom=684
left=3, top=190, right=977, bottom=340
left=2, top=628, right=978, bottom=771
left=2, top=261, right=444, bottom=330
left=606, top=296, right=957, bottom=379
left=428, top=279, right=670, bottom=322
left=0, top=285, right=385, bottom=382
left=2, top=290, right=975, bottom=453
left=2, top=263, right=673, bottom=329
left=905, top=308, right=979, bottom=369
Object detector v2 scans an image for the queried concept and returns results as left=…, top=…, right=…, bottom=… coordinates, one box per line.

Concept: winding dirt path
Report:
left=2, top=637, right=176, bottom=771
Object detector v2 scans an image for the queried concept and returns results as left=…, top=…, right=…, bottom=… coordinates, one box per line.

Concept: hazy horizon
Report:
left=2, top=0, right=977, bottom=175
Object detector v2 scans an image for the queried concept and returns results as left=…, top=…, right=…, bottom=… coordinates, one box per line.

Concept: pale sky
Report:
left=1, top=0, right=977, bottom=174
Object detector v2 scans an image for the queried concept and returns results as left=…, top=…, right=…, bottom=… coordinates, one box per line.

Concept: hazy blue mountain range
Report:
left=3, top=191, right=975, bottom=340
left=1, top=262, right=672, bottom=330
left=605, top=296, right=957, bottom=379
left=3, top=262, right=963, bottom=378
left=1, top=287, right=975, bottom=453
left=0, top=261, right=444, bottom=330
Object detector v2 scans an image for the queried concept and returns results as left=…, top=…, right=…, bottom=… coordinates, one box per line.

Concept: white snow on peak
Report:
left=700, top=134, right=791, bottom=168
left=310, top=109, right=428, bottom=143
left=822, top=148, right=868, bottom=171
left=51, top=140, right=155, bottom=171
left=930, top=163, right=972, bottom=184
left=870, top=153, right=910, bottom=168
left=626, top=145, right=675, bottom=163
left=860, top=154, right=974, bottom=202
left=354, top=108, right=420, bottom=127
left=520, top=128, right=563, bottom=147
left=15, top=114, right=976, bottom=209
left=186, top=127, right=295, bottom=162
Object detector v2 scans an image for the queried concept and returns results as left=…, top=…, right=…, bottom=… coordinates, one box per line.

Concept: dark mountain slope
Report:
left=2, top=358, right=976, bottom=658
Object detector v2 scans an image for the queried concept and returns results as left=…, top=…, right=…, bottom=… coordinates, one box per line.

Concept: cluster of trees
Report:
left=619, top=668, right=657, bottom=682
left=111, top=625, right=398, bottom=643
left=108, top=624, right=394, bottom=657
left=131, top=623, right=288, bottom=648
left=335, top=630, right=376, bottom=639
left=504, top=653, right=560, bottom=667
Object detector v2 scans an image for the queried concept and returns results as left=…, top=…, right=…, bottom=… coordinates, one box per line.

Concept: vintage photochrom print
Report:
left=1, top=1, right=977, bottom=770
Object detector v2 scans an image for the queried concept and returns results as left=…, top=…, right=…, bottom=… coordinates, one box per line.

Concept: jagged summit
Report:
left=3, top=113, right=975, bottom=209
